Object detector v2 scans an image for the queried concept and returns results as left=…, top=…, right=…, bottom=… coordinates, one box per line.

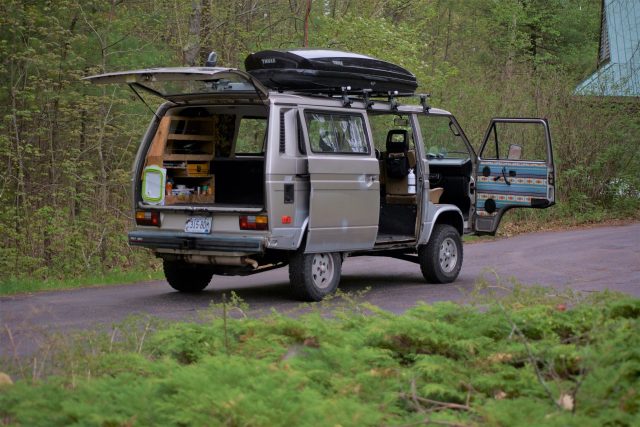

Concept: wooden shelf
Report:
left=167, top=133, right=215, bottom=141
left=163, top=154, right=213, bottom=161
left=145, top=117, right=216, bottom=181
left=166, top=193, right=215, bottom=205
left=168, top=116, right=214, bottom=122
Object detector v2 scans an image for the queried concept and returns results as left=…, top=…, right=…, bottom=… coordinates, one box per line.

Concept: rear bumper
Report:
left=128, top=230, right=264, bottom=253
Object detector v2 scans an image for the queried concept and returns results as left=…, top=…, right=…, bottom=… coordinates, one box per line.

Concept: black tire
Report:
left=288, top=251, right=342, bottom=301
left=163, top=260, right=213, bottom=293
left=418, top=224, right=463, bottom=284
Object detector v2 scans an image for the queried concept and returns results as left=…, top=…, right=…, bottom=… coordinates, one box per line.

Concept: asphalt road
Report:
left=2, top=223, right=639, bottom=357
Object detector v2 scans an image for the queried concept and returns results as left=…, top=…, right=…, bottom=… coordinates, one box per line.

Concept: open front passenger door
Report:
left=473, top=118, right=555, bottom=235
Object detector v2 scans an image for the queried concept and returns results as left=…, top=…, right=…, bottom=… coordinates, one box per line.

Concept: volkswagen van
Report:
left=86, top=49, right=555, bottom=301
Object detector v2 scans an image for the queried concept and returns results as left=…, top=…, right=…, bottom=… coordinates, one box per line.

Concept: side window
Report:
left=305, top=112, right=369, bottom=154
left=417, top=115, right=470, bottom=160
left=481, top=122, right=548, bottom=161
left=235, top=117, right=267, bottom=154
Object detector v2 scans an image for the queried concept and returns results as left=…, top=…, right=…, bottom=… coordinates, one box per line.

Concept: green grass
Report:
left=0, top=268, right=163, bottom=296
left=1, top=284, right=638, bottom=426
left=497, top=200, right=640, bottom=236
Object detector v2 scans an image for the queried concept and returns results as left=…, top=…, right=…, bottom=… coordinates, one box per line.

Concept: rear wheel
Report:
left=289, top=251, right=342, bottom=301
left=419, top=224, right=463, bottom=283
left=163, top=260, right=213, bottom=292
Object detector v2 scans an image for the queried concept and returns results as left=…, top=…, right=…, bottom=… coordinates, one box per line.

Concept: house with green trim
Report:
left=576, top=0, right=639, bottom=96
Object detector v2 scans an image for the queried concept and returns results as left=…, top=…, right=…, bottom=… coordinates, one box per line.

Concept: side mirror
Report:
left=507, top=144, right=523, bottom=160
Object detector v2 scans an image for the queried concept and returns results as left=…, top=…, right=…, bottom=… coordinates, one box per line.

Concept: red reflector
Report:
left=135, top=210, right=160, bottom=227
left=239, top=215, right=268, bottom=230
left=281, top=215, right=292, bottom=224
left=239, top=216, right=250, bottom=229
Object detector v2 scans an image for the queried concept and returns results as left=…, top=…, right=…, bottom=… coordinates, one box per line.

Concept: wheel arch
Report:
left=435, top=210, right=464, bottom=235
left=419, top=204, right=464, bottom=245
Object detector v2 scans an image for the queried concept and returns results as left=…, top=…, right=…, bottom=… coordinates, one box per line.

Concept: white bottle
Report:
left=408, top=168, right=416, bottom=194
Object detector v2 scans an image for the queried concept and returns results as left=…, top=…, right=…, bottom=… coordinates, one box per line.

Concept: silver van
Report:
left=87, top=50, right=555, bottom=301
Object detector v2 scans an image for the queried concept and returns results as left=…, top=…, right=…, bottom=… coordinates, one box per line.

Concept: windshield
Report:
left=417, top=115, right=470, bottom=160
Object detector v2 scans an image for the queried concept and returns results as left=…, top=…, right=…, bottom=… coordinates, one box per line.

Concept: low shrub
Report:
left=1, top=286, right=638, bottom=426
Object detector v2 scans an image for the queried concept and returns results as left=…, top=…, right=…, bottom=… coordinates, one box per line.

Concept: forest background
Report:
left=0, top=0, right=638, bottom=285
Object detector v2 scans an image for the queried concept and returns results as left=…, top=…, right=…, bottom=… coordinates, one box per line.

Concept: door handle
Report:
left=493, top=167, right=512, bottom=185
left=364, top=174, right=376, bottom=187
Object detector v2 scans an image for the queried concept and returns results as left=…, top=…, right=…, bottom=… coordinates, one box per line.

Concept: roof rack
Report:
left=285, top=86, right=431, bottom=111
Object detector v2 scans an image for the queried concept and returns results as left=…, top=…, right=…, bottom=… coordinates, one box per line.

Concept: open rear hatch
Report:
left=84, top=67, right=269, bottom=104
left=85, top=67, right=270, bottom=214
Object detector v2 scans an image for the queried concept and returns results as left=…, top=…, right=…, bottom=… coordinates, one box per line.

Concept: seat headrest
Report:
left=386, top=130, right=409, bottom=153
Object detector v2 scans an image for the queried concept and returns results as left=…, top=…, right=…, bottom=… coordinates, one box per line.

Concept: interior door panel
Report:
left=476, top=160, right=550, bottom=214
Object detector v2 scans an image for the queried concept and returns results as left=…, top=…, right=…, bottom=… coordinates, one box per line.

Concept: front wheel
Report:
left=163, top=260, right=213, bottom=293
left=419, top=224, right=463, bottom=284
left=288, top=251, right=342, bottom=301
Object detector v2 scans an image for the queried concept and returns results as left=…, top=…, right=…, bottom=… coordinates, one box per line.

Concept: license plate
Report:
left=184, top=216, right=212, bottom=234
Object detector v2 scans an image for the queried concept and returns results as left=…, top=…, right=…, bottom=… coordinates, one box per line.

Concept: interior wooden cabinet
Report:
left=145, top=115, right=216, bottom=205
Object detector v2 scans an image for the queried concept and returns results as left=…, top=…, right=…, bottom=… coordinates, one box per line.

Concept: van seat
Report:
left=381, top=129, right=424, bottom=205
left=429, top=187, right=444, bottom=204
left=386, top=194, right=415, bottom=205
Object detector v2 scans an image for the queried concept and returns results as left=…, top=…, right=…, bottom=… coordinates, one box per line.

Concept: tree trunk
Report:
left=303, top=0, right=311, bottom=47
left=10, top=86, right=26, bottom=277
left=505, top=13, right=517, bottom=79
left=443, top=7, right=452, bottom=61
left=184, top=0, right=202, bottom=66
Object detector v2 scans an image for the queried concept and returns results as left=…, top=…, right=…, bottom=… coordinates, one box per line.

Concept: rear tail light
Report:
left=135, top=210, right=161, bottom=227
left=239, top=215, right=268, bottom=230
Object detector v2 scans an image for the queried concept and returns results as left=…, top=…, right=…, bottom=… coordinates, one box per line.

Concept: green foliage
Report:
left=0, top=0, right=169, bottom=282
left=1, top=288, right=639, bottom=426
left=0, top=267, right=162, bottom=296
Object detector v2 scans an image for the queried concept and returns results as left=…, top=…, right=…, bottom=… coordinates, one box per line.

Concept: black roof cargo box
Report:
left=244, top=49, right=418, bottom=94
